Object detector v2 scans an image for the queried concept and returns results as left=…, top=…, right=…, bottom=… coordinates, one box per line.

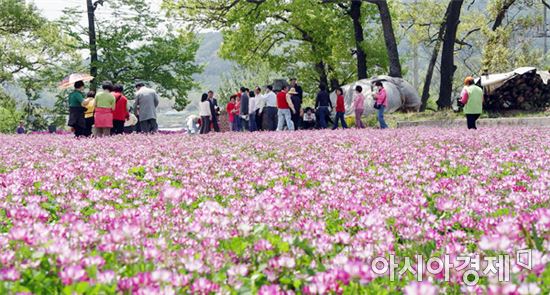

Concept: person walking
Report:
left=67, top=81, right=86, bottom=137
left=373, top=81, right=389, bottom=129
left=134, top=82, right=160, bottom=133
left=94, top=81, right=116, bottom=137
left=248, top=90, right=258, bottom=132
left=263, top=85, right=278, bottom=131
left=208, top=90, right=221, bottom=132
left=199, top=93, right=212, bottom=134
left=315, top=84, right=333, bottom=129
left=112, top=84, right=129, bottom=135
left=353, top=86, right=366, bottom=129
left=460, top=76, right=483, bottom=130
left=226, top=95, right=237, bottom=131
left=276, top=86, right=295, bottom=131
left=82, top=91, right=96, bottom=137
left=239, top=87, right=249, bottom=131
left=288, top=87, right=302, bottom=130
left=332, top=88, right=348, bottom=129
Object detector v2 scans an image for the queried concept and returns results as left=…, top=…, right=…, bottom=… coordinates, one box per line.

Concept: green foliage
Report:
left=217, top=64, right=280, bottom=106
left=167, top=0, right=389, bottom=94
left=59, top=0, right=202, bottom=110
left=0, top=89, right=22, bottom=133
left=0, top=0, right=78, bottom=83
left=0, top=0, right=81, bottom=133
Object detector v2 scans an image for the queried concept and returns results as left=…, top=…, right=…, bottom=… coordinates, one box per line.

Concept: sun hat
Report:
left=288, top=88, right=298, bottom=95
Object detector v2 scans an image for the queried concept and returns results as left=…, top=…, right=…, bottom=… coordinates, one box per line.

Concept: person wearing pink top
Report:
left=374, top=81, right=388, bottom=129
left=352, top=85, right=366, bottom=128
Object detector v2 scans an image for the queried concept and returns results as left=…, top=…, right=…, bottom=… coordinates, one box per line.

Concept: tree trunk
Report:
left=327, top=65, right=341, bottom=91
left=350, top=1, right=368, bottom=80
left=316, top=61, right=329, bottom=89
left=369, top=0, right=402, bottom=78
left=438, top=0, right=463, bottom=109
left=86, top=0, right=98, bottom=90
left=492, top=0, right=517, bottom=31
left=420, top=2, right=452, bottom=112
left=420, top=40, right=443, bottom=112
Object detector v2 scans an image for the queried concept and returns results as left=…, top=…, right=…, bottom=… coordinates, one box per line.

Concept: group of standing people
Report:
left=200, top=79, right=389, bottom=134
left=67, top=81, right=160, bottom=137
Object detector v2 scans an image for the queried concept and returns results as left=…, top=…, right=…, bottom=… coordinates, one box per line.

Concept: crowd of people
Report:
left=67, top=81, right=158, bottom=137
left=56, top=75, right=481, bottom=137
left=197, top=79, right=389, bottom=134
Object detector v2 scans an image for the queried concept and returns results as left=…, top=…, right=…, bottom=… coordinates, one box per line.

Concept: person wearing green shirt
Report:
left=67, top=81, right=86, bottom=137
left=460, top=76, right=483, bottom=130
left=93, top=81, right=116, bottom=137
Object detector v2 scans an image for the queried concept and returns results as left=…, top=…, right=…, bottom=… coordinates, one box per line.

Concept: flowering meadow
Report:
left=0, top=128, right=549, bottom=294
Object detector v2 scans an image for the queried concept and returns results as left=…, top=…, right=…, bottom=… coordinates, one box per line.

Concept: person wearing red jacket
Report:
left=226, top=95, right=237, bottom=131
left=112, top=84, right=129, bottom=135
left=332, top=87, right=348, bottom=129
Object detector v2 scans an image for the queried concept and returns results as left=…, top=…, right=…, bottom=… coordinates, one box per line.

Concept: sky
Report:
left=33, top=0, right=163, bottom=21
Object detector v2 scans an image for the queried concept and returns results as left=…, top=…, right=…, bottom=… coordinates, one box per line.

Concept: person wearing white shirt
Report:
left=262, top=85, right=278, bottom=131
left=254, top=87, right=265, bottom=131
left=248, top=90, right=257, bottom=132
left=199, top=93, right=212, bottom=134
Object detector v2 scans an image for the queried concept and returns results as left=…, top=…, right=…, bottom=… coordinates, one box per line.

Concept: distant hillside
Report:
left=193, top=32, right=234, bottom=91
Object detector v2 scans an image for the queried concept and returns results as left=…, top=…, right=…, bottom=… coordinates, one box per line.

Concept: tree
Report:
left=323, top=0, right=369, bottom=80
left=1, top=0, right=78, bottom=132
left=168, top=0, right=388, bottom=95
left=437, top=0, right=464, bottom=109
left=86, top=0, right=101, bottom=89
left=61, top=0, right=202, bottom=110
left=481, top=0, right=546, bottom=73
left=217, top=64, right=280, bottom=106
left=0, top=89, right=22, bottom=133
left=0, top=0, right=77, bottom=83
left=366, top=0, right=402, bottom=78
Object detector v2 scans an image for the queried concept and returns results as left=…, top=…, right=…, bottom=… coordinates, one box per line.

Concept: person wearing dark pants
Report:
left=262, top=85, right=278, bottom=131
left=466, top=114, right=481, bottom=129
left=112, top=84, right=129, bottom=135
left=332, top=88, right=348, bottom=129
left=248, top=90, right=258, bottom=132
left=82, top=91, right=96, bottom=137
left=288, top=87, right=302, bottom=130
left=67, top=81, right=86, bottom=137
left=199, top=93, right=212, bottom=134
left=254, top=87, right=265, bottom=131
left=460, top=76, right=483, bottom=130
left=208, top=91, right=220, bottom=132
left=140, top=119, right=158, bottom=133
left=134, top=82, right=160, bottom=134
left=239, top=87, right=249, bottom=131
left=315, top=84, right=333, bottom=129
left=316, top=107, right=329, bottom=129
left=112, top=120, right=125, bottom=135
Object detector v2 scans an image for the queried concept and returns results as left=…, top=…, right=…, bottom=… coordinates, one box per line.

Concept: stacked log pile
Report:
left=485, top=69, right=550, bottom=111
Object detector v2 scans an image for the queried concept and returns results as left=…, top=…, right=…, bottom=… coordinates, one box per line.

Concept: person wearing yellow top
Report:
left=82, top=91, right=96, bottom=137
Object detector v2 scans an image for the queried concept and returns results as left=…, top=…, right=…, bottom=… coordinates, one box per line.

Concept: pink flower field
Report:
left=0, top=128, right=549, bottom=294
